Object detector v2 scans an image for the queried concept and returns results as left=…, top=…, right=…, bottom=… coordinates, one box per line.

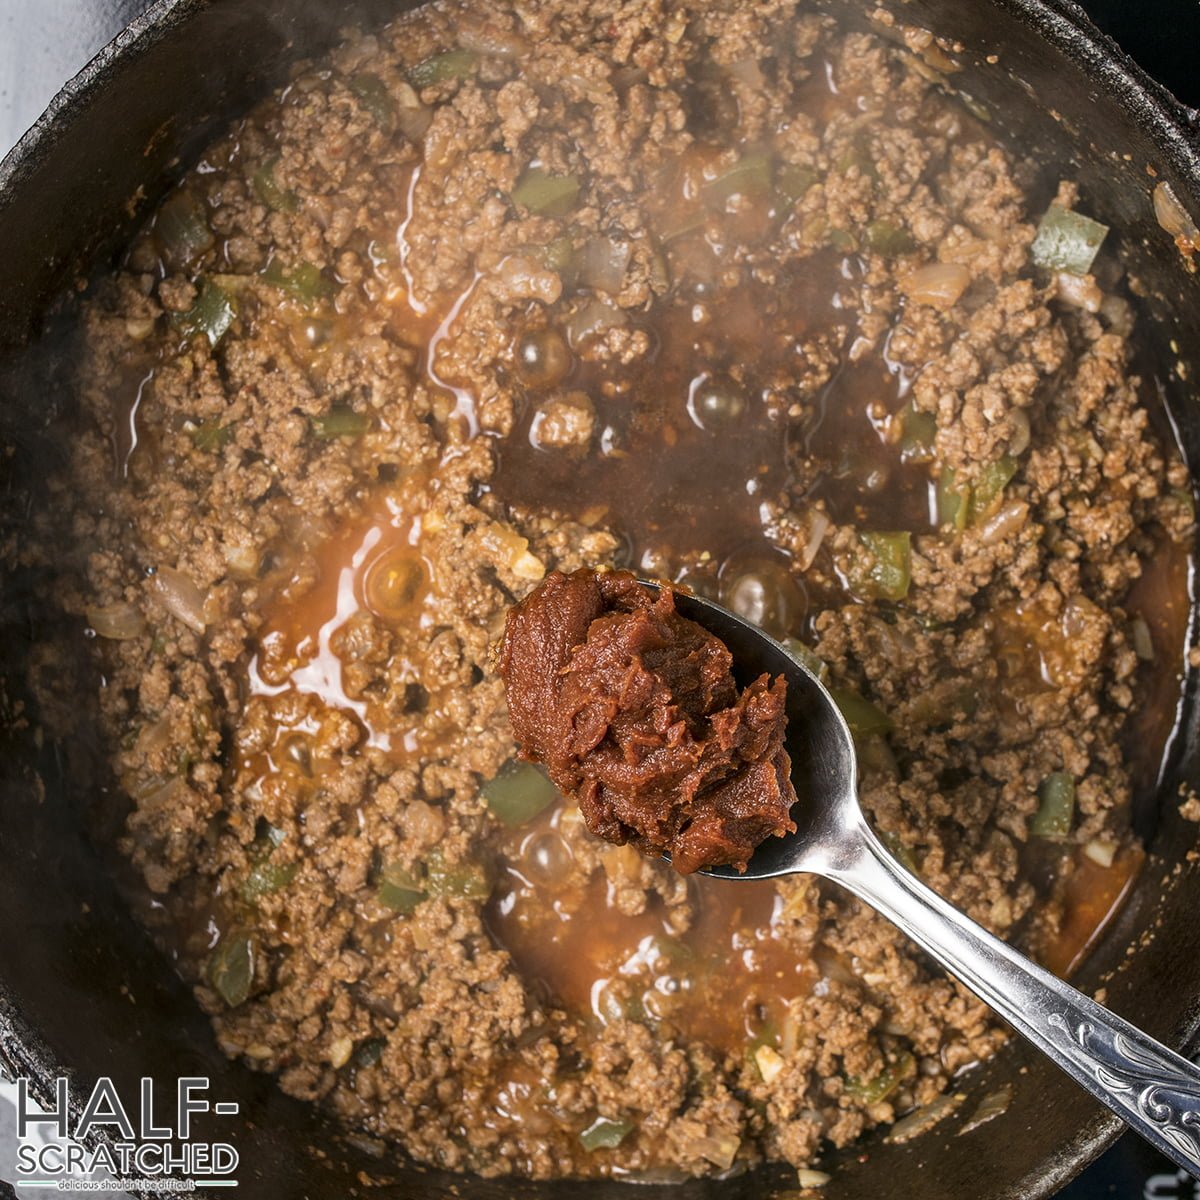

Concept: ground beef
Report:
left=500, top=569, right=797, bottom=873
left=32, top=0, right=1195, bottom=1183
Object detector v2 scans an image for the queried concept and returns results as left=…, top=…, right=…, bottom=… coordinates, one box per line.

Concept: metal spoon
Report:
left=658, top=582, right=1200, bottom=1177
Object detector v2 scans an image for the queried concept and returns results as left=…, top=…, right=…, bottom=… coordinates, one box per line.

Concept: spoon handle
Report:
left=827, top=818, right=1200, bottom=1175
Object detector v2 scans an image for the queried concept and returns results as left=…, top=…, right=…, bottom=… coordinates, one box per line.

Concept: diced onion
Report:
left=456, top=19, right=529, bottom=59
left=899, top=262, right=971, bottom=308
left=222, top=544, right=261, bottom=579
left=1007, top=408, right=1031, bottom=457
left=1083, top=838, right=1117, bottom=868
left=797, top=508, right=831, bottom=571
left=689, top=1132, right=740, bottom=1170
left=565, top=297, right=628, bottom=348
left=619, top=1168, right=690, bottom=1184
left=797, top=1168, right=832, bottom=1188
left=394, top=82, right=433, bottom=142
left=127, top=772, right=189, bottom=807
left=780, top=1007, right=801, bottom=1056
left=1100, top=292, right=1134, bottom=336
left=754, top=1044, right=785, bottom=1084
left=957, top=1085, right=1013, bottom=1135
left=920, top=42, right=958, bottom=73
left=578, top=236, right=633, bottom=294
left=496, top=254, right=563, bottom=305
left=86, top=601, right=145, bottom=640
left=611, top=66, right=649, bottom=90
left=1131, top=615, right=1155, bottom=662
left=344, top=1133, right=387, bottom=1160
left=477, top=522, right=545, bottom=581
left=1053, top=270, right=1102, bottom=313
left=125, top=317, right=156, bottom=341
left=885, top=1093, right=962, bottom=1143
left=1153, top=181, right=1200, bottom=256
left=328, top=1037, right=354, bottom=1069
left=135, top=714, right=174, bottom=758
left=978, top=499, right=1029, bottom=546
left=600, top=842, right=643, bottom=888
left=1063, top=592, right=1102, bottom=638
left=150, top=565, right=208, bottom=634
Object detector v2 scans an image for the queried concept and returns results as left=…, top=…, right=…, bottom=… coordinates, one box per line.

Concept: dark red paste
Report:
left=499, top=568, right=797, bottom=873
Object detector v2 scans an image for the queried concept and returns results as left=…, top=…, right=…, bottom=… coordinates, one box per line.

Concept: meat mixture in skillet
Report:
left=49, top=0, right=1195, bottom=1182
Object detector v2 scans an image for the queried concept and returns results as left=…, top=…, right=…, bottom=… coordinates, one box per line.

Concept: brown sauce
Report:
left=485, top=800, right=815, bottom=1055
left=247, top=469, right=442, bottom=757
left=1121, top=533, right=1193, bottom=797
left=802, top=357, right=937, bottom=533
left=1038, top=845, right=1145, bottom=979
left=991, top=598, right=1092, bottom=695
left=492, top=264, right=839, bottom=569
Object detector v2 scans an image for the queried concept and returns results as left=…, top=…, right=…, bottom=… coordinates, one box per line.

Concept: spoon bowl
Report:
left=653, top=580, right=1200, bottom=1178
left=663, top=585, right=860, bottom=881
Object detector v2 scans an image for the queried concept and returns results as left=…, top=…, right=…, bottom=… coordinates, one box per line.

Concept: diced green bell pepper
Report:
left=703, top=150, right=773, bottom=206
left=1031, top=772, right=1075, bottom=838
left=829, top=687, right=894, bottom=737
left=776, top=163, right=818, bottom=204
left=425, top=848, right=494, bottom=901
left=511, top=168, right=582, bottom=217
left=189, top=420, right=234, bottom=452
left=408, top=49, right=478, bottom=89
left=937, top=467, right=970, bottom=532
left=968, top=455, right=1018, bottom=522
left=156, top=190, right=214, bottom=266
left=866, top=220, right=916, bottom=256
left=898, top=405, right=936, bottom=459
left=173, top=279, right=236, bottom=347
left=252, top=157, right=299, bottom=213
left=311, top=406, right=371, bottom=439
left=858, top=531, right=912, bottom=602
left=206, top=934, right=255, bottom=1008
left=483, top=759, right=559, bottom=828
left=579, top=1117, right=634, bottom=1151
left=1030, top=204, right=1108, bottom=275
left=349, top=73, right=396, bottom=130
left=261, top=259, right=335, bottom=305
left=845, top=1052, right=913, bottom=1103
left=376, top=863, right=428, bottom=914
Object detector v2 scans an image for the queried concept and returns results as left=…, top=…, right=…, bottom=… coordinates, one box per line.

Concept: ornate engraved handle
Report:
left=827, top=819, right=1200, bottom=1176
left=1043, top=1012, right=1200, bottom=1164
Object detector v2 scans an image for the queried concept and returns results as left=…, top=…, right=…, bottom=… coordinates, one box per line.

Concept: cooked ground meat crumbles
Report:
left=41, top=0, right=1196, bottom=1182
left=500, top=568, right=798, bottom=873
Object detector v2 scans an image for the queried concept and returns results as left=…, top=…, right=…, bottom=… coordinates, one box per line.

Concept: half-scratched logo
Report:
left=14, top=1076, right=239, bottom=1192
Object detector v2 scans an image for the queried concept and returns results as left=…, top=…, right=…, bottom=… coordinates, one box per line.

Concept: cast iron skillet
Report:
left=1, top=1, right=1199, bottom=1197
